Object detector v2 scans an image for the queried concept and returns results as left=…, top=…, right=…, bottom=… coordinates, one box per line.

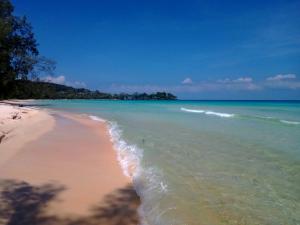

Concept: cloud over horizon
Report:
left=100, top=74, right=299, bottom=95
left=181, top=78, right=193, bottom=85
left=42, top=75, right=86, bottom=88
left=41, top=73, right=300, bottom=98
left=217, top=77, right=253, bottom=83
left=266, top=74, right=296, bottom=81
left=265, top=74, right=300, bottom=90
left=43, top=75, right=65, bottom=85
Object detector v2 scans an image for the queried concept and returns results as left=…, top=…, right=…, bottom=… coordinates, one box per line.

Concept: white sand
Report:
left=0, top=103, right=140, bottom=224
left=0, top=103, right=55, bottom=166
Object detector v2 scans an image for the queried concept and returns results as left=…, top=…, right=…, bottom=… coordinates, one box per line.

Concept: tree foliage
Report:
left=0, top=0, right=38, bottom=85
left=30, top=56, right=56, bottom=81
left=9, top=80, right=177, bottom=100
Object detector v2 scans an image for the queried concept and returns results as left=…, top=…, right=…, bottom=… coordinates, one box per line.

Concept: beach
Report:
left=0, top=102, right=140, bottom=225
left=1, top=100, right=299, bottom=225
left=28, top=99, right=299, bottom=225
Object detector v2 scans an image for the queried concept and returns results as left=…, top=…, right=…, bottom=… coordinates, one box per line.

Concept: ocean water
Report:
left=34, top=100, right=300, bottom=225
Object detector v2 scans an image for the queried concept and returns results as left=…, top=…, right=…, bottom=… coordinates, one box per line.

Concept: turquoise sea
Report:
left=35, top=100, right=300, bottom=225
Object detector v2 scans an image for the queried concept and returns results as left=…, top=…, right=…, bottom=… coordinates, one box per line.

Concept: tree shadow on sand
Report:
left=0, top=179, right=140, bottom=225
left=0, top=179, right=64, bottom=225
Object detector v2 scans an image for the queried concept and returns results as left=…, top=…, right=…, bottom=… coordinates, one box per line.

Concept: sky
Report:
left=13, top=0, right=300, bottom=99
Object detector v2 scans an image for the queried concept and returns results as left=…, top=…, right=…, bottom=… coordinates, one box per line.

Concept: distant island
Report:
left=4, top=80, right=177, bottom=100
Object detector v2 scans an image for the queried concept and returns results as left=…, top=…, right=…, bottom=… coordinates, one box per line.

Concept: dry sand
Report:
left=0, top=103, right=140, bottom=225
left=0, top=102, right=55, bottom=166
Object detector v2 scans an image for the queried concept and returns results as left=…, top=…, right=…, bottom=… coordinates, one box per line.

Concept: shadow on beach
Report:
left=0, top=179, right=140, bottom=225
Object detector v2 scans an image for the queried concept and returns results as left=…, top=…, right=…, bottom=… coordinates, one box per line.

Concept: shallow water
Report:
left=35, top=100, right=300, bottom=225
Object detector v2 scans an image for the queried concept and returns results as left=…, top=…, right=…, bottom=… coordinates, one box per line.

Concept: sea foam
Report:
left=181, top=107, right=235, bottom=118
left=89, top=115, right=106, bottom=122
left=252, top=115, right=300, bottom=126
left=280, top=120, right=300, bottom=125
left=89, top=115, right=141, bottom=178
left=107, top=121, right=143, bottom=178
left=107, top=122, right=167, bottom=190
left=106, top=121, right=170, bottom=225
left=180, top=108, right=205, bottom=113
left=89, top=115, right=174, bottom=224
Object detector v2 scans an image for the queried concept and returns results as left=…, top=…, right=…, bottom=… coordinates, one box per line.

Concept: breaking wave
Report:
left=107, top=121, right=143, bottom=178
left=180, top=108, right=300, bottom=126
left=251, top=115, right=300, bottom=126
left=104, top=119, right=170, bottom=225
left=181, top=107, right=235, bottom=118
left=280, top=120, right=300, bottom=125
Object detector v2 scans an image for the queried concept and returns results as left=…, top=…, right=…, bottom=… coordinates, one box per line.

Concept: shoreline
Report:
left=0, top=102, right=141, bottom=225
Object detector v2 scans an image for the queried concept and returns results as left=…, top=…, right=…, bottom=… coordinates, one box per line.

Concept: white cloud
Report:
left=104, top=72, right=299, bottom=94
left=42, top=75, right=86, bottom=88
left=233, top=77, right=253, bottom=83
left=68, top=81, right=86, bottom=88
left=215, top=77, right=260, bottom=90
left=265, top=74, right=299, bottom=90
left=181, top=77, right=193, bottom=85
left=101, top=79, right=261, bottom=94
left=43, top=75, right=65, bottom=85
left=218, top=77, right=253, bottom=83
left=266, top=74, right=296, bottom=81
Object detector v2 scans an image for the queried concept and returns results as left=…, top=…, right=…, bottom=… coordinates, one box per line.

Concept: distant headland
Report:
left=3, top=80, right=177, bottom=100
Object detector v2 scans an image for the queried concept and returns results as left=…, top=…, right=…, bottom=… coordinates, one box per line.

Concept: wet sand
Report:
left=0, top=106, right=140, bottom=225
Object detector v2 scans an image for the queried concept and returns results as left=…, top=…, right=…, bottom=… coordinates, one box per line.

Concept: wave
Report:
left=251, top=115, right=300, bottom=126
left=181, top=107, right=235, bottom=118
left=180, top=108, right=300, bottom=126
left=279, top=120, right=300, bottom=125
left=106, top=120, right=171, bottom=225
left=254, top=116, right=275, bottom=120
left=107, top=121, right=143, bottom=178
left=89, top=115, right=106, bottom=122
left=107, top=120, right=169, bottom=189
left=180, top=108, right=205, bottom=113
left=205, top=111, right=235, bottom=118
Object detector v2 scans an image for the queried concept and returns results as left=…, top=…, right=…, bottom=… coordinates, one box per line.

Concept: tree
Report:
left=0, top=0, right=38, bottom=98
left=30, top=56, right=56, bottom=81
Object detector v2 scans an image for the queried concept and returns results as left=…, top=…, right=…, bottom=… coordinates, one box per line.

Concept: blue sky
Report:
left=13, top=0, right=300, bottom=99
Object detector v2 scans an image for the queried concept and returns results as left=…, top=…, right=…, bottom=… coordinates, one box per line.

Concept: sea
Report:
left=34, top=100, right=300, bottom=225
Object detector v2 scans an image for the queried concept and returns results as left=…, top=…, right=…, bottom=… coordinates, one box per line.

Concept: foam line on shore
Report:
left=89, top=115, right=106, bottom=123
left=107, top=121, right=143, bottom=178
left=88, top=115, right=170, bottom=225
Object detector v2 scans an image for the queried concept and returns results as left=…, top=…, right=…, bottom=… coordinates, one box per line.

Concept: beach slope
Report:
left=0, top=104, right=140, bottom=225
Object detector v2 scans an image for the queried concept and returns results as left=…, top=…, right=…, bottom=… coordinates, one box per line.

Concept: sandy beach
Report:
left=0, top=101, right=55, bottom=166
left=0, top=103, right=140, bottom=225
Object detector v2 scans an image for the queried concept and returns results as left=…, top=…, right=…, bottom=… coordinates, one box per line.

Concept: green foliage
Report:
left=8, top=80, right=177, bottom=100
left=114, top=91, right=177, bottom=100
left=0, top=0, right=57, bottom=99
left=30, top=56, right=56, bottom=81
left=0, top=0, right=39, bottom=98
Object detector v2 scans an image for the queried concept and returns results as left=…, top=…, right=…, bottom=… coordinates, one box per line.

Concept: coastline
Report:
left=0, top=102, right=140, bottom=225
